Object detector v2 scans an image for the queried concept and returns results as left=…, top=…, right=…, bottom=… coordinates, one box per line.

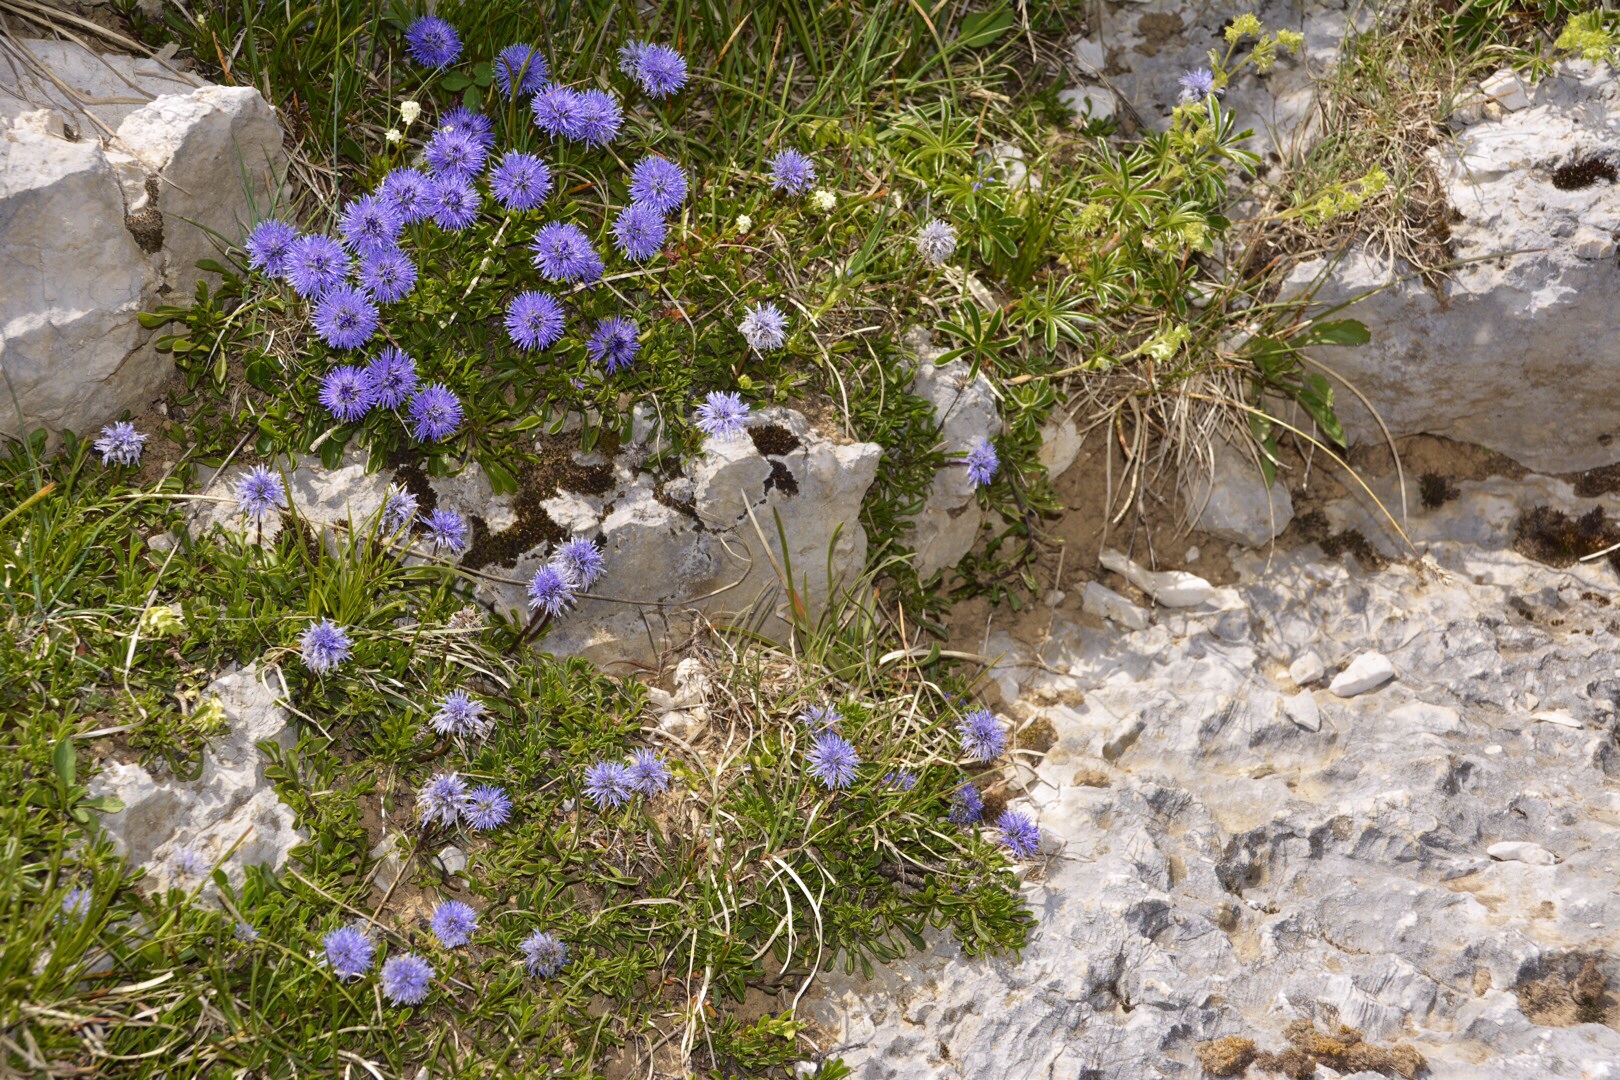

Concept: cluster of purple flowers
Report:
left=94, top=421, right=148, bottom=466
left=299, top=618, right=353, bottom=675
left=957, top=708, right=1007, bottom=763
left=525, top=536, right=605, bottom=620
left=582, top=748, right=673, bottom=810
left=416, top=771, right=512, bottom=832
left=430, top=689, right=490, bottom=738
left=322, top=923, right=435, bottom=1007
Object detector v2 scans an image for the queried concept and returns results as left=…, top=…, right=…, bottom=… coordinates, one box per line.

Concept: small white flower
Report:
left=809, top=189, right=836, bottom=214
left=735, top=213, right=753, bottom=234
left=385, top=128, right=403, bottom=144
left=400, top=100, right=421, bottom=124
left=914, top=218, right=958, bottom=267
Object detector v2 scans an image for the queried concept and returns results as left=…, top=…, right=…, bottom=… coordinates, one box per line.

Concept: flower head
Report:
left=169, top=844, right=211, bottom=879
left=809, top=188, right=837, bottom=214
left=299, top=618, right=353, bottom=674
left=554, top=537, right=605, bottom=587
left=318, top=365, right=374, bottom=422
left=235, top=465, right=287, bottom=524
left=59, top=887, right=92, bottom=923
left=586, top=316, right=640, bottom=374
left=996, top=809, right=1041, bottom=858
left=611, top=203, right=667, bottom=261
left=382, top=485, right=418, bottom=532
left=530, top=84, right=580, bottom=138
left=948, top=782, right=984, bottom=825
left=417, top=772, right=469, bottom=828
left=234, top=921, right=260, bottom=942
left=421, top=508, right=468, bottom=555
left=424, top=125, right=487, bottom=182
left=428, top=177, right=480, bottom=231
left=364, top=346, right=419, bottom=408
left=312, top=285, right=379, bottom=351
left=494, top=44, right=549, bottom=97
left=399, top=100, right=421, bottom=125
left=404, top=16, right=461, bottom=67
left=694, top=391, right=751, bottom=440
left=620, top=41, right=688, bottom=98
left=440, top=106, right=494, bottom=150
left=284, top=235, right=347, bottom=298
left=244, top=219, right=297, bottom=276
left=957, top=708, right=1006, bottom=763
left=1178, top=67, right=1217, bottom=104
left=583, top=760, right=635, bottom=809
left=431, top=690, right=487, bottom=738
left=568, top=89, right=623, bottom=146
left=886, top=769, right=919, bottom=791
left=407, top=383, right=463, bottom=443
left=964, top=438, right=999, bottom=487
left=323, top=925, right=374, bottom=980
left=381, top=953, right=433, bottom=1006
left=430, top=900, right=478, bottom=947
left=489, top=151, right=553, bottom=211
left=358, top=247, right=417, bottom=303
left=94, top=421, right=148, bottom=466
left=627, top=748, right=672, bottom=796
left=738, top=302, right=788, bottom=352
left=807, top=730, right=860, bottom=790
left=799, top=705, right=842, bottom=729
left=526, top=564, right=577, bottom=618
left=530, top=222, right=602, bottom=284
left=379, top=168, right=435, bottom=224
left=505, top=291, right=566, bottom=351
left=520, top=930, right=569, bottom=977
left=629, top=155, right=688, bottom=215
left=769, top=149, right=816, bottom=194
left=464, top=784, right=512, bottom=831
left=915, top=218, right=957, bottom=267
left=339, top=194, right=403, bottom=255
left=735, top=213, right=753, bottom=233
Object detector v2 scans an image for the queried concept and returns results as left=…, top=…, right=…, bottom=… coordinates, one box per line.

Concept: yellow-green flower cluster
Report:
left=1555, top=13, right=1617, bottom=63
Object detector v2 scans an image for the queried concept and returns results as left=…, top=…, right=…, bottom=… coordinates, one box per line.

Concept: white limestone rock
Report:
left=1329, top=652, right=1396, bottom=697
left=1487, top=841, right=1555, bottom=866
left=1099, top=548, right=1218, bottom=607
left=905, top=345, right=1001, bottom=577
left=1282, top=690, right=1321, bottom=732
left=1082, top=580, right=1150, bottom=631
left=1181, top=440, right=1294, bottom=547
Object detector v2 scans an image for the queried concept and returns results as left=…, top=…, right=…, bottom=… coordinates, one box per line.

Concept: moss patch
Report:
left=1513, top=506, right=1620, bottom=571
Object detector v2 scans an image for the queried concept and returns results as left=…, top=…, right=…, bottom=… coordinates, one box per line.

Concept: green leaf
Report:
left=82, top=794, right=125, bottom=814
left=472, top=62, right=493, bottom=87
left=319, top=432, right=348, bottom=469
left=54, top=738, right=75, bottom=788
left=441, top=71, right=472, bottom=91
left=1296, top=372, right=1347, bottom=447
left=1300, top=319, right=1370, bottom=347
left=137, top=311, right=173, bottom=329
left=509, top=415, right=545, bottom=432
left=956, top=9, right=1016, bottom=49
left=483, top=458, right=518, bottom=495
left=1246, top=411, right=1279, bottom=487
left=195, top=258, right=229, bottom=275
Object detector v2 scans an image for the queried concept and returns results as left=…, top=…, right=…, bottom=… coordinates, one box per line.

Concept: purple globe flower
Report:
left=520, top=930, right=568, bottom=977
left=430, top=900, right=478, bottom=948
left=407, top=383, right=463, bottom=443
left=530, top=84, right=580, bottom=139
left=312, top=285, right=379, bottom=351
left=1178, top=67, right=1217, bottom=105
left=554, top=537, right=604, bottom=587
left=383, top=486, right=418, bottom=532
left=738, top=301, right=788, bottom=351
left=234, top=921, right=260, bottom=942
left=957, top=708, right=1006, bottom=763
left=799, top=704, right=842, bottom=729
left=424, top=125, right=487, bottom=181
left=886, top=769, right=919, bottom=791
left=693, top=391, right=751, bottom=440
left=489, top=151, right=552, bottom=211
left=525, top=564, right=576, bottom=618
left=422, top=507, right=469, bottom=554
left=323, top=925, right=374, bottom=980
left=628, top=155, right=688, bottom=215
left=428, top=177, right=480, bottom=231
left=244, top=218, right=297, bottom=276
left=995, top=809, right=1041, bottom=858
left=339, top=194, right=403, bottom=255
left=318, top=364, right=374, bottom=422
left=530, top=222, right=602, bottom=284
left=611, top=203, right=667, bottom=262
left=94, top=421, right=148, bottom=466
left=769, top=149, right=816, bottom=194
left=568, top=89, right=622, bottom=146
left=947, top=782, right=984, bottom=825
left=358, top=247, right=417, bottom=303
left=284, top=235, right=348, bottom=298
left=627, top=748, right=672, bottom=796
left=363, top=346, right=419, bottom=408
left=620, top=41, right=688, bottom=99
left=235, top=465, right=287, bottom=524
left=583, top=760, right=635, bottom=809
left=586, top=316, right=640, bottom=374
left=915, top=218, right=957, bottom=267
left=494, top=44, right=549, bottom=97
left=964, top=438, right=999, bottom=487
left=299, top=618, right=353, bottom=674
left=59, top=887, right=92, bottom=923
left=404, top=16, right=460, bottom=67
left=464, top=784, right=511, bottom=831
left=807, top=730, right=860, bottom=790
left=440, top=105, right=495, bottom=150
left=417, top=772, right=469, bottom=828
left=169, top=844, right=211, bottom=879
left=505, top=291, right=566, bottom=350
left=378, top=168, right=435, bottom=224
left=380, top=953, right=433, bottom=1006
left=430, top=689, right=487, bottom=737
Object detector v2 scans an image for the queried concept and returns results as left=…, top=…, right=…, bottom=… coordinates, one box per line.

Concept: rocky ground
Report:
left=810, top=472, right=1620, bottom=1077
